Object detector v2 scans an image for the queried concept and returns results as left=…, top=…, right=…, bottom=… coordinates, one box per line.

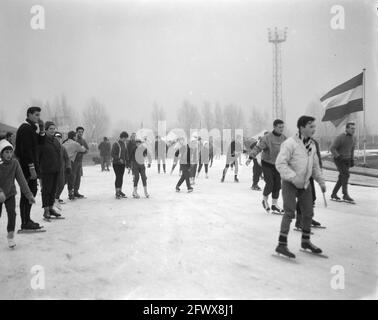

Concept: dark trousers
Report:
left=101, top=156, right=110, bottom=171
left=55, top=168, right=66, bottom=199
left=41, top=172, right=59, bottom=208
left=132, top=165, right=147, bottom=187
left=20, top=178, right=38, bottom=226
left=73, top=161, right=83, bottom=193
left=190, top=164, right=198, bottom=178
left=332, top=158, right=351, bottom=195
left=197, top=163, right=208, bottom=174
left=261, top=161, right=281, bottom=199
left=296, top=177, right=316, bottom=227
left=252, top=159, right=262, bottom=186
left=280, top=180, right=314, bottom=235
left=176, top=164, right=191, bottom=189
left=209, top=155, right=214, bottom=167
left=0, top=196, right=16, bottom=233
left=113, top=163, right=126, bottom=189
left=157, top=157, right=166, bottom=173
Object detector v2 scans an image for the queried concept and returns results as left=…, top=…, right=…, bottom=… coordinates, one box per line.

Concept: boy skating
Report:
left=174, top=137, right=193, bottom=193
left=0, top=140, right=36, bottom=248
left=330, top=122, right=356, bottom=203
left=221, top=135, right=243, bottom=183
left=246, top=120, right=286, bottom=214
left=111, top=131, right=129, bottom=199
left=275, top=116, right=326, bottom=258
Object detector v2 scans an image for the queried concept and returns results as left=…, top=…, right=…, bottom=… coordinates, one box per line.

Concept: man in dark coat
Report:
left=98, top=137, right=111, bottom=171
left=14, top=106, right=44, bottom=230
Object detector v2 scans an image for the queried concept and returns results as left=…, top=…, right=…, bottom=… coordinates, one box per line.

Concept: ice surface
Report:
left=0, top=157, right=377, bottom=299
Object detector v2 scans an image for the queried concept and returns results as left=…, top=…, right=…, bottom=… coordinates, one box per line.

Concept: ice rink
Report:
left=1, top=158, right=377, bottom=299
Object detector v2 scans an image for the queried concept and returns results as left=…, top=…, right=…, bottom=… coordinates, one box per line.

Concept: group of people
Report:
left=0, top=106, right=357, bottom=256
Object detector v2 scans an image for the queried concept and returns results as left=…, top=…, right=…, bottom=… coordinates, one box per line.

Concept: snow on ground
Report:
left=0, top=157, right=377, bottom=299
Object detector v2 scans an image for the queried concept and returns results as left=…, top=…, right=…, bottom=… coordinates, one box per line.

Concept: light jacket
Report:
left=63, top=139, right=86, bottom=163
left=275, top=133, right=325, bottom=190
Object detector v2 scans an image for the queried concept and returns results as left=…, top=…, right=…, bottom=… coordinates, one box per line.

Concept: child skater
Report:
left=0, top=140, right=36, bottom=248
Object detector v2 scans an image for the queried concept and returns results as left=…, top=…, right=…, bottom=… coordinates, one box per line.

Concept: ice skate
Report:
left=330, top=194, right=341, bottom=202
left=275, top=244, right=296, bottom=259
left=301, top=241, right=322, bottom=254
left=175, top=186, right=180, bottom=192
left=188, top=187, right=194, bottom=193
left=119, top=191, right=127, bottom=198
left=271, top=204, right=284, bottom=215
left=234, top=175, right=239, bottom=183
left=262, top=199, right=270, bottom=213
left=7, top=232, right=16, bottom=249
left=144, top=187, right=150, bottom=198
left=251, top=185, right=261, bottom=191
left=343, top=194, right=355, bottom=204
left=132, top=188, right=140, bottom=199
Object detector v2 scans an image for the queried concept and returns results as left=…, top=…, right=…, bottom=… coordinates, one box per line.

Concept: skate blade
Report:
left=271, top=211, right=284, bottom=216
left=43, top=217, right=52, bottom=222
left=312, top=225, right=326, bottom=229
left=300, top=249, right=328, bottom=259
left=50, top=216, right=65, bottom=220
left=17, top=229, right=46, bottom=234
left=271, top=253, right=298, bottom=262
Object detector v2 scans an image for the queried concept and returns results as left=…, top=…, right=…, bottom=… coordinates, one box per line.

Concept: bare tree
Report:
left=177, top=100, right=200, bottom=135
left=214, top=102, right=223, bottom=132
left=151, top=101, right=166, bottom=133
left=249, top=106, right=269, bottom=135
left=223, top=104, right=244, bottom=130
left=82, top=98, right=110, bottom=143
left=201, top=101, right=214, bottom=129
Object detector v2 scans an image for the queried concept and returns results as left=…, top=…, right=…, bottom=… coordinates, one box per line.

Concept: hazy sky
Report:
left=0, top=0, right=377, bottom=133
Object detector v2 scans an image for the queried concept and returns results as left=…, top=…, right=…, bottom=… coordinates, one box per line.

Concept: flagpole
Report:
left=362, top=68, right=367, bottom=165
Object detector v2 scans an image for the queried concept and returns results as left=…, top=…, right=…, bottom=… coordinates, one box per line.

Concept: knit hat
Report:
left=45, top=121, right=55, bottom=131
left=0, top=139, right=13, bottom=155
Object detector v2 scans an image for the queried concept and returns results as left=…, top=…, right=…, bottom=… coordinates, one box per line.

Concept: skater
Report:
left=38, top=122, right=63, bottom=220
left=14, top=106, right=45, bottom=231
left=330, top=122, right=356, bottom=203
left=208, top=137, right=214, bottom=167
left=275, top=116, right=326, bottom=258
left=62, top=131, right=87, bottom=200
left=98, top=137, right=111, bottom=171
left=54, top=132, right=71, bottom=207
left=155, top=135, right=167, bottom=174
left=129, top=138, right=152, bottom=198
left=246, top=120, right=286, bottom=214
left=0, top=140, right=36, bottom=248
left=174, top=137, right=193, bottom=193
left=221, top=134, right=243, bottom=183
left=295, top=137, right=323, bottom=230
left=72, top=126, right=89, bottom=199
left=189, top=135, right=199, bottom=185
left=247, top=135, right=264, bottom=191
left=197, top=140, right=210, bottom=179
left=111, top=131, right=130, bottom=199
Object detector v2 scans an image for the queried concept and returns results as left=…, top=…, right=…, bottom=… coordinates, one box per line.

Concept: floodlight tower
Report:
left=268, top=27, right=288, bottom=122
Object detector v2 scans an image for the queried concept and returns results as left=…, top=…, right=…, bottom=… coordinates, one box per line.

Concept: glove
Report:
left=38, top=119, right=45, bottom=133
left=246, top=159, right=251, bottom=166
left=28, top=197, right=36, bottom=205
left=29, top=166, right=37, bottom=180
left=320, top=184, right=326, bottom=194
left=65, top=167, right=72, bottom=176
left=0, top=191, right=6, bottom=203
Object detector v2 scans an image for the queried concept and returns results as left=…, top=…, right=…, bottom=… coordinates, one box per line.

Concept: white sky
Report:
left=0, top=0, right=377, bottom=132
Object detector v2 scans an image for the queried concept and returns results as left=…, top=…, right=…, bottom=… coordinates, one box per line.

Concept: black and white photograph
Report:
left=0, top=0, right=377, bottom=303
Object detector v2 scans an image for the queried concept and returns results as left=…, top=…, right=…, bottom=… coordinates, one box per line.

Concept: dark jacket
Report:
left=312, top=138, right=323, bottom=169
left=111, top=140, right=129, bottom=166
left=14, top=119, right=42, bottom=177
left=38, top=135, right=62, bottom=174
left=174, top=144, right=191, bottom=166
left=60, top=145, right=71, bottom=172
left=98, top=141, right=111, bottom=157
left=74, top=136, right=89, bottom=163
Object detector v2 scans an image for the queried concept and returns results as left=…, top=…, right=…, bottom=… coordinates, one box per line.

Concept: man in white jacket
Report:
left=275, top=116, right=326, bottom=258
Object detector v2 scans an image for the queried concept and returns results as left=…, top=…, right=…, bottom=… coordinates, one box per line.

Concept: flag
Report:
left=321, top=72, right=363, bottom=126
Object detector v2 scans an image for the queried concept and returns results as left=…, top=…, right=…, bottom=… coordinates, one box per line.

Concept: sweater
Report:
left=330, top=133, right=355, bottom=160
left=0, top=158, right=33, bottom=200
left=111, top=140, right=129, bottom=166
left=249, top=131, right=286, bottom=165
left=275, top=134, right=325, bottom=190
left=63, top=139, right=86, bottom=163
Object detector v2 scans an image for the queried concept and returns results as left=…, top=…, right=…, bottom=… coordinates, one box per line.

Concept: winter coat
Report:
left=111, top=140, right=129, bottom=166
left=74, top=136, right=89, bottom=163
left=98, top=141, right=111, bottom=157
left=0, top=158, right=33, bottom=201
left=275, top=134, right=325, bottom=190
left=38, top=135, right=62, bottom=174
left=14, top=119, right=43, bottom=177
left=330, top=133, right=355, bottom=160
left=63, top=139, right=87, bottom=163
left=249, top=131, right=286, bottom=165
